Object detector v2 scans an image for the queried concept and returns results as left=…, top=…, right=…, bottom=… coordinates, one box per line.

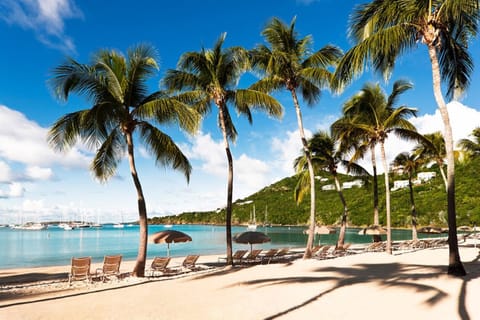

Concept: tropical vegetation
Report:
left=333, top=0, right=479, bottom=276
left=48, top=45, right=200, bottom=277
left=163, top=34, right=283, bottom=265
left=250, top=17, right=343, bottom=258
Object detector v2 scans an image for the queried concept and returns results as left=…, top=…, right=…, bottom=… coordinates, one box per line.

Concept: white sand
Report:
left=1, top=245, right=480, bottom=320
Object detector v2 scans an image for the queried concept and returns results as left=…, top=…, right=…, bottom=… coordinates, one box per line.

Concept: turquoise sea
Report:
left=0, top=224, right=443, bottom=269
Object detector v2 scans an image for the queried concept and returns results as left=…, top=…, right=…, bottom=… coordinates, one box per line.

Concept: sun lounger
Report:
left=69, top=256, right=92, bottom=285
left=241, top=249, right=263, bottom=264
left=314, top=245, right=333, bottom=259
left=260, top=248, right=279, bottom=264
left=271, top=247, right=295, bottom=263
left=218, top=250, right=248, bottom=264
left=96, top=255, right=122, bottom=282
left=147, top=256, right=174, bottom=277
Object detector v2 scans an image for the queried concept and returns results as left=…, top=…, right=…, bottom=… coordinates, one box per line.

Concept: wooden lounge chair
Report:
left=241, top=249, right=263, bottom=264
left=260, top=248, right=279, bottom=264
left=147, top=256, right=173, bottom=277
left=271, top=247, right=293, bottom=263
left=69, top=256, right=92, bottom=285
left=314, top=245, right=333, bottom=259
left=96, top=255, right=122, bottom=281
left=218, top=250, right=248, bottom=264
left=171, top=254, right=202, bottom=273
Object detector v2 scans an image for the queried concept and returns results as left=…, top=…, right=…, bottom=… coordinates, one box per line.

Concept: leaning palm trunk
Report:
left=127, top=133, right=148, bottom=277
left=408, top=177, right=418, bottom=241
left=380, top=142, right=392, bottom=254
left=437, top=160, right=448, bottom=191
left=427, top=45, right=465, bottom=276
left=218, top=104, right=234, bottom=265
left=333, top=175, right=348, bottom=249
left=290, top=89, right=316, bottom=258
left=370, top=145, right=380, bottom=226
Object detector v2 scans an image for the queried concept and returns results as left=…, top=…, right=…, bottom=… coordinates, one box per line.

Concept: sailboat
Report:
left=247, top=205, right=257, bottom=230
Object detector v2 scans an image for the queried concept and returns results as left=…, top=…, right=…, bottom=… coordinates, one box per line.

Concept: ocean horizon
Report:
left=0, top=224, right=443, bottom=270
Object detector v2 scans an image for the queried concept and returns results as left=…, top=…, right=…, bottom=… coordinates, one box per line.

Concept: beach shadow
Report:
left=0, top=272, right=68, bottom=286
left=233, top=254, right=480, bottom=320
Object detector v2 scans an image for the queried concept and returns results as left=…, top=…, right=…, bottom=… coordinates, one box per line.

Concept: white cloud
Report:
left=25, top=166, right=53, bottom=180
left=0, top=161, right=12, bottom=182
left=0, top=105, right=89, bottom=169
left=0, top=182, right=25, bottom=198
left=0, top=0, right=82, bottom=52
left=271, top=129, right=312, bottom=176
left=362, top=101, right=480, bottom=174
left=184, top=132, right=227, bottom=177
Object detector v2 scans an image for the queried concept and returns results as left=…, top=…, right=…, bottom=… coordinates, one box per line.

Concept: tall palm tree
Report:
left=250, top=17, right=343, bottom=258
left=334, top=0, right=478, bottom=276
left=332, top=80, right=419, bottom=254
left=294, top=130, right=369, bottom=249
left=162, top=34, right=283, bottom=265
left=391, top=152, right=424, bottom=241
left=457, top=127, right=480, bottom=158
left=48, top=45, right=200, bottom=277
left=413, top=132, right=448, bottom=190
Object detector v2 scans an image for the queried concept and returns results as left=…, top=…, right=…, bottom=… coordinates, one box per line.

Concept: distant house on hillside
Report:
left=417, top=171, right=436, bottom=182
left=391, top=180, right=409, bottom=191
left=315, top=176, right=328, bottom=182
left=342, top=179, right=364, bottom=189
left=321, top=184, right=335, bottom=191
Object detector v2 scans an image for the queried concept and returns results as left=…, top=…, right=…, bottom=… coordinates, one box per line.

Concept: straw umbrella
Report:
left=149, top=230, right=192, bottom=256
left=233, top=231, right=271, bottom=252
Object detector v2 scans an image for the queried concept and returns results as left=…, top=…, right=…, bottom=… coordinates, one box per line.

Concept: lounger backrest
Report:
left=183, top=255, right=199, bottom=268
left=245, top=249, right=263, bottom=259
left=233, top=250, right=248, bottom=259
left=103, top=255, right=122, bottom=274
left=151, top=257, right=171, bottom=270
left=71, top=256, right=91, bottom=280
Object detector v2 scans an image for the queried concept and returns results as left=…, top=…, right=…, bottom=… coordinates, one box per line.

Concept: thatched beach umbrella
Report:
left=149, top=230, right=192, bottom=256
left=303, top=225, right=336, bottom=244
left=233, top=231, right=271, bottom=251
left=358, top=225, right=387, bottom=235
left=417, top=226, right=442, bottom=234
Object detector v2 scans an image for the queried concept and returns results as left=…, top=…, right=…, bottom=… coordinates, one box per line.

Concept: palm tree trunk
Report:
left=380, top=142, right=392, bottom=254
left=218, top=104, right=234, bottom=265
left=427, top=45, right=465, bottom=276
left=333, top=174, right=348, bottom=249
left=290, top=89, right=316, bottom=259
left=408, top=176, right=418, bottom=241
left=436, top=159, right=448, bottom=191
left=371, top=145, right=380, bottom=226
left=126, top=132, right=148, bottom=277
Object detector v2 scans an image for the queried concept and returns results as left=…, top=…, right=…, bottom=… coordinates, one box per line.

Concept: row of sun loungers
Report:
left=219, top=247, right=301, bottom=265
left=68, top=254, right=211, bottom=285
left=311, top=243, right=356, bottom=259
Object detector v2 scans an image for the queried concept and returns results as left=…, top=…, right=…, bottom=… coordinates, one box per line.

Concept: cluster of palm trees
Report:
left=48, top=1, right=479, bottom=277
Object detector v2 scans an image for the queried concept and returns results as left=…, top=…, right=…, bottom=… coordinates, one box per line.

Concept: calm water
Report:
left=0, top=224, right=442, bottom=269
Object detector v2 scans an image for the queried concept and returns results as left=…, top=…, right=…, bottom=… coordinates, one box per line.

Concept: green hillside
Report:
left=149, top=157, right=480, bottom=228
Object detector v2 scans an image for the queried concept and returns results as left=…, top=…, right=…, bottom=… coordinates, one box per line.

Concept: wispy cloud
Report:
left=0, top=0, right=82, bottom=53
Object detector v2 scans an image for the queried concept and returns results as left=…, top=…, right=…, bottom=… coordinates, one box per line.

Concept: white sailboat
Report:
left=247, top=205, right=257, bottom=230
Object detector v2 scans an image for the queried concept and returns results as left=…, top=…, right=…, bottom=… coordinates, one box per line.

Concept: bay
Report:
left=0, top=224, right=442, bottom=269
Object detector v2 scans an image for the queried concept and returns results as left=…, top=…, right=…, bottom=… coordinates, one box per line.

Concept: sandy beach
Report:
left=1, top=243, right=479, bottom=320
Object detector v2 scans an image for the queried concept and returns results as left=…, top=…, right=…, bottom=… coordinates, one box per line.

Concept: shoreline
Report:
left=1, top=243, right=479, bottom=319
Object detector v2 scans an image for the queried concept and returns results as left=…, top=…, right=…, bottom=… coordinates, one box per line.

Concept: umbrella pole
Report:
left=167, top=243, right=170, bottom=257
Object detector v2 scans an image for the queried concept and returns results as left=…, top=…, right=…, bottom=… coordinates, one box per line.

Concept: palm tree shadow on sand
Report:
left=234, top=252, right=480, bottom=320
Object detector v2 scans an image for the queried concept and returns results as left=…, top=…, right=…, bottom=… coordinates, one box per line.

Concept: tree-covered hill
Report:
left=149, top=157, right=480, bottom=228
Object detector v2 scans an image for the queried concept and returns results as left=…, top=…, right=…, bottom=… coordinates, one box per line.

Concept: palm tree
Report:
left=391, top=152, right=424, bottom=241
left=332, top=80, right=419, bottom=254
left=250, top=17, right=343, bottom=258
left=413, top=132, right=448, bottom=190
left=457, top=127, right=480, bottom=158
left=334, top=0, right=478, bottom=276
left=294, top=130, right=369, bottom=249
left=48, top=45, right=200, bottom=277
left=162, top=34, right=283, bottom=265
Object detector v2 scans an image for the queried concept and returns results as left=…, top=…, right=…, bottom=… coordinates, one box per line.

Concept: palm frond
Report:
left=138, top=122, right=192, bottom=182
left=90, top=128, right=125, bottom=182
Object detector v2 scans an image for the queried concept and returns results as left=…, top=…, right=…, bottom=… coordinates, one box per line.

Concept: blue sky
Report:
left=1, top=0, right=480, bottom=224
